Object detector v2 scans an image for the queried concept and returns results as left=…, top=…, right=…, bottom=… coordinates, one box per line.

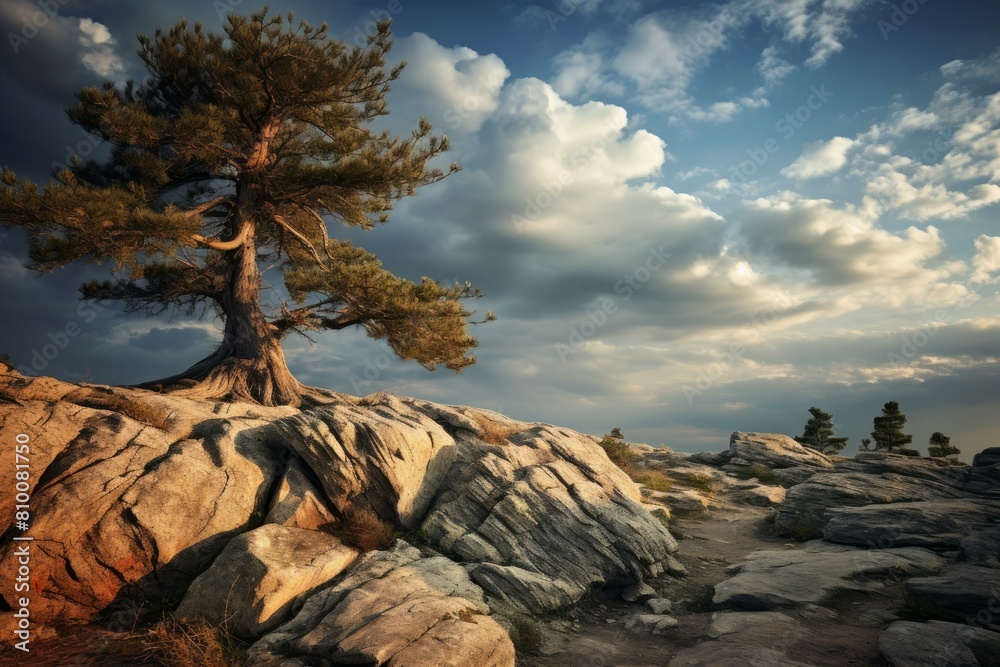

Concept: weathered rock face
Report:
left=727, top=432, right=834, bottom=469
left=905, top=565, right=1000, bottom=628
left=735, top=484, right=786, bottom=507
left=419, top=423, right=678, bottom=613
left=175, top=524, right=358, bottom=638
left=822, top=499, right=1000, bottom=550
left=877, top=620, right=1000, bottom=667
left=713, top=540, right=947, bottom=610
left=775, top=452, right=992, bottom=538
left=0, top=376, right=296, bottom=625
left=973, top=447, right=1000, bottom=468
left=0, top=370, right=676, bottom=664
left=248, top=542, right=515, bottom=667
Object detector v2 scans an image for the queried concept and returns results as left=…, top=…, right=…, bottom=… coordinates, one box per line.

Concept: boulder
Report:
left=263, top=458, right=338, bottom=530
left=725, top=432, right=834, bottom=470
left=973, top=447, right=1000, bottom=468
left=713, top=540, right=946, bottom=610
left=420, top=424, right=678, bottom=612
left=0, top=377, right=295, bottom=625
left=621, top=582, right=657, bottom=603
left=776, top=470, right=964, bottom=539
left=176, top=524, right=358, bottom=638
left=646, top=597, right=673, bottom=614
left=736, top=485, right=786, bottom=507
left=905, top=565, right=1000, bottom=626
left=466, top=564, right=581, bottom=613
left=658, top=489, right=713, bottom=513
left=775, top=451, right=1000, bottom=538
left=624, top=613, right=678, bottom=634
left=248, top=542, right=515, bottom=667
left=959, top=525, right=1000, bottom=568
left=877, top=620, right=1000, bottom=667
left=822, top=499, right=1000, bottom=550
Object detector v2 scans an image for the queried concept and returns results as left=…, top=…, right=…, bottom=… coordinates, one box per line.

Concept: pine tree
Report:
left=870, top=401, right=913, bottom=453
left=928, top=432, right=960, bottom=460
left=860, top=438, right=873, bottom=451
left=0, top=11, right=493, bottom=406
left=795, top=406, right=849, bottom=455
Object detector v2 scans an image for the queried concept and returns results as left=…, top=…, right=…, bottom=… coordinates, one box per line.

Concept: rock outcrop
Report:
left=724, top=431, right=834, bottom=471
left=877, top=620, right=1000, bottom=667
left=775, top=451, right=995, bottom=538
left=712, top=540, right=947, bottom=610
left=247, top=542, right=515, bottom=667
left=0, top=370, right=677, bottom=664
left=176, top=524, right=359, bottom=638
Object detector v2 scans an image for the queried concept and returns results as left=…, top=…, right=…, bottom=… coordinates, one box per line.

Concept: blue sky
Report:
left=1, top=0, right=999, bottom=457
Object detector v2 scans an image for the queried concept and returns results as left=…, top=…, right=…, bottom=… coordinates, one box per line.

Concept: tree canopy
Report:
left=870, top=401, right=913, bottom=453
left=928, top=431, right=960, bottom=459
left=0, top=10, right=492, bottom=405
left=795, top=406, right=848, bottom=455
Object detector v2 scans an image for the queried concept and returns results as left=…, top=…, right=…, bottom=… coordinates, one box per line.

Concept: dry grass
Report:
left=734, top=464, right=776, bottom=484
left=323, top=498, right=395, bottom=552
left=473, top=416, right=521, bottom=446
left=674, top=471, right=718, bottom=494
left=626, top=468, right=673, bottom=492
left=111, top=616, right=246, bottom=667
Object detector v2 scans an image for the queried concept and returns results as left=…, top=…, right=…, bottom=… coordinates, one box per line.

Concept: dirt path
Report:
left=519, top=499, right=898, bottom=667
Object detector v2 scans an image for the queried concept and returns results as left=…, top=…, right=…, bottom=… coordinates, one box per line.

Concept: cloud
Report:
left=971, top=234, right=1000, bottom=284
left=755, top=45, right=796, bottom=85
left=390, top=33, right=510, bottom=135
left=547, top=0, right=869, bottom=122
left=754, top=0, right=866, bottom=67
left=737, top=193, right=971, bottom=309
left=551, top=34, right=625, bottom=99
left=782, top=136, right=855, bottom=179
left=77, top=18, right=125, bottom=78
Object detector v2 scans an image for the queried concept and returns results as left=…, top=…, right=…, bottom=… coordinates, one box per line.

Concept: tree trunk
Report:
left=140, top=233, right=306, bottom=405
left=140, top=122, right=330, bottom=407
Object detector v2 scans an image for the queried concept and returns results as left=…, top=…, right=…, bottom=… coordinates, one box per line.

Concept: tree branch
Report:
left=269, top=206, right=327, bottom=268
left=300, top=203, right=336, bottom=261
left=191, top=218, right=250, bottom=250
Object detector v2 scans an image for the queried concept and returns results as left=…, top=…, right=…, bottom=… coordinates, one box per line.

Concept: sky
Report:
left=1, top=0, right=999, bottom=458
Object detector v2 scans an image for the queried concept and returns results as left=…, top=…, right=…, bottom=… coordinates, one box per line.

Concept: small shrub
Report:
left=735, top=464, right=775, bottom=484
left=599, top=435, right=639, bottom=468
left=324, top=500, right=395, bottom=552
left=123, top=616, right=247, bottom=667
left=507, top=615, right=542, bottom=654
left=628, top=468, right=672, bottom=492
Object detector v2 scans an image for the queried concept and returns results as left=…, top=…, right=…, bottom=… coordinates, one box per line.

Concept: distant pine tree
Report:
left=928, top=431, right=960, bottom=460
left=870, top=401, right=913, bottom=453
left=795, top=406, right=849, bottom=455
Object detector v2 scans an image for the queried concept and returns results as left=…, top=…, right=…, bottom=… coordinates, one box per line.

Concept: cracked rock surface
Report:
left=0, top=370, right=676, bottom=665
